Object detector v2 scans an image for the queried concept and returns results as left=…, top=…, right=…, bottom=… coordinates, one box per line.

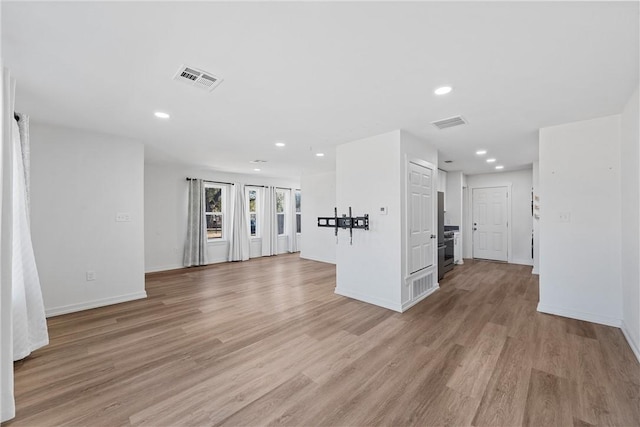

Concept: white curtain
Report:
left=183, top=179, right=207, bottom=267
left=288, top=189, right=298, bottom=253
left=1, top=65, right=16, bottom=424
left=261, top=186, right=278, bottom=256
left=11, top=113, right=48, bottom=361
left=228, top=183, right=250, bottom=261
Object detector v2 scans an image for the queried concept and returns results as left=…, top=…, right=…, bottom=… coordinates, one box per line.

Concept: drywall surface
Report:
left=539, top=115, right=622, bottom=326
left=144, top=162, right=299, bottom=272
left=445, top=171, right=463, bottom=227
left=620, top=86, right=640, bottom=359
left=300, top=171, right=336, bottom=264
left=532, top=160, right=540, bottom=274
left=336, top=130, right=402, bottom=310
left=466, top=169, right=533, bottom=266
left=30, top=123, right=146, bottom=316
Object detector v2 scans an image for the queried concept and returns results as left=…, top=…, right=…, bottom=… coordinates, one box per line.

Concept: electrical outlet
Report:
left=116, top=212, right=131, bottom=222
left=558, top=212, right=571, bottom=223
left=379, top=207, right=388, bottom=215
left=86, top=271, right=96, bottom=281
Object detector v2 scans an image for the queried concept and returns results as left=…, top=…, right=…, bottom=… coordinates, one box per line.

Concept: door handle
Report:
left=430, top=234, right=436, bottom=239
left=473, top=228, right=477, bottom=231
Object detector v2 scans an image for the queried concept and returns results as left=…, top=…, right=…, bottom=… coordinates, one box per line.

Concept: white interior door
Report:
left=472, top=187, right=508, bottom=261
left=408, top=162, right=434, bottom=274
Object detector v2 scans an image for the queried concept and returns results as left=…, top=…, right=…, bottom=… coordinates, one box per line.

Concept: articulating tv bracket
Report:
left=317, top=207, right=369, bottom=245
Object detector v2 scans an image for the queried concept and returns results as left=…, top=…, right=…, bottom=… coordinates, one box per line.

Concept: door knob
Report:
left=430, top=234, right=436, bottom=239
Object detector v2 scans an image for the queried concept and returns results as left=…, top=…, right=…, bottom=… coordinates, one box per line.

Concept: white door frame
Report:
left=470, top=184, right=513, bottom=263
left=404, top=158, right=437, bottom=279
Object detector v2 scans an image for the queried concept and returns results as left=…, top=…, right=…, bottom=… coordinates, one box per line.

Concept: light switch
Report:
left=86, top=271, right=96, bottom=281
left=116, top=212, right=132, bottom=222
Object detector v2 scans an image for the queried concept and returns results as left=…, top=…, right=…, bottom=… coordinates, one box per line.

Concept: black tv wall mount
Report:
left=317, top=207, right=369, bottom=245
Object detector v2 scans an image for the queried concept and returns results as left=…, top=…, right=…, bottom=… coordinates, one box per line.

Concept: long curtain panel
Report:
left=11, top=113, right=48, bottom=361
left=228, top=183, right=250, bottom=261
left=261, top=186, right=278, bottom=256
left=183, top=179, right=207, bottom=267
left=1, top=65, right=16, bottom=424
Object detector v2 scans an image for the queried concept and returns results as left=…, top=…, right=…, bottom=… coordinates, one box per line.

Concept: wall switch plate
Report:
left=86, top=271, right=96, bottom=281
left=558, top=212, right=571, bottom=222
left=379, top=207, right=388, bottom=215
left=116, top=212, right=131, bottom=222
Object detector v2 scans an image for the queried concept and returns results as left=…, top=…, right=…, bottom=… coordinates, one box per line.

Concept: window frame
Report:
left=204, top=183, right=227, bottom=242
left=246, top=186, right=260, bottom=239
left=276, top=189, right=287, bottom=237
left=295, top=189, right=301, bottom=235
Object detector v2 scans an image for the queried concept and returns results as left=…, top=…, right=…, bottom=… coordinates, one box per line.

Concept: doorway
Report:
left=408, top=161, right=435, bottom=274
left=472, top=186, right=509, bottom=262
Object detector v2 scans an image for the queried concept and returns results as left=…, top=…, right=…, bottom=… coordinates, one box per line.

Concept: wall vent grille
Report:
left=432, top=115, right=467, bottom=130
left=412, top=274, right=434, bottom=299
left=173, top=65, right=222, bottom=92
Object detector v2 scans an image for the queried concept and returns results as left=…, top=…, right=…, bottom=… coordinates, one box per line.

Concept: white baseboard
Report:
left=532, top=267, right=539, bottom=275
left=401, top=285, right=439, bottom=312
left=145, top=264, right=183, bottom=274
left=536, top=303, right=622, bottom=327
left=511, top=258, right=533, bottom=266
left=621, top=320, right=640, bottom=364
left=335, top=287, right=402, bottom=312
left=299, top=254, right=336, bottom=265
left=45, top=291, right=148, bottom=317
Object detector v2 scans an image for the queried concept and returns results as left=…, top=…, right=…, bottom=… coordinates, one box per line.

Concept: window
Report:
left=246, top=188, right=259, bottom=237
left=205, top=184, right=224, bottom=240
left=295, top=190, right=301, bottom=234
left=276, top=189, right=286, bottom=235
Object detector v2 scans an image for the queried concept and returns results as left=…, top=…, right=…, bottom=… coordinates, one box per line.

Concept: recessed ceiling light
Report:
left=486, top=158, right=496, bottom=163
left=253, top=168, right=261, bottom=172
left=495, top=165, right=504, bottom=170
left=275, top=142, right=286, bottom=147
left=434, top=86, right=452, bottom=95
left=154, top=111, right=170, bottom=119
left=316, top=153, right=325, bottom=157
left=476, top=150, right=487, bottom=155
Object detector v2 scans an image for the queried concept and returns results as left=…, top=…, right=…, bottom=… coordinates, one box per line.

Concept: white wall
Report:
left=620, top=86, right=640, bottom=359
left=30, top=123, right=146, bottom=316
left=466, top=169, right=533, bottom=266
left=300, top=171, right=336, bottom=264
left=336, top=130, right=403, bottom=310
left=539, top=115, right=622, bottom=326
left=144, top=163, right=299, bottom=272
left=445, top=171, right=463, bottom=227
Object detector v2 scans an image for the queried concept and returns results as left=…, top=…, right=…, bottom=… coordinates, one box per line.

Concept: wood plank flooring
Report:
left=5, top=255, right=640, bottom=426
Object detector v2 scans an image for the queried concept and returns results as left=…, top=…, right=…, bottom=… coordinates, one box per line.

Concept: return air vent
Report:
left=249, top=160, right=268, bottom=164
left=431, top=115, right=467, bottom=130
left=173, top=65, right=223, bottom=92
left=412, top=274, right=434, bottom=299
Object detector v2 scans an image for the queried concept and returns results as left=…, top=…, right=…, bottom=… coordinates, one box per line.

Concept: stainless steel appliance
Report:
left=437, top=192, right=454, bottom=280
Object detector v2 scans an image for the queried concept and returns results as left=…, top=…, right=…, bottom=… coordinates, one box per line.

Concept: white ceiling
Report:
left=2, top=1, right=638, bottom=178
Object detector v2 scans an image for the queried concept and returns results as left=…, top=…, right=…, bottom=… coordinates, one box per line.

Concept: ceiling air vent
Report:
left=173, top=65, right=223, bottom=92
left=250, top=160, right=267, bottom=164
left=431, top=115, right=467, bottom=130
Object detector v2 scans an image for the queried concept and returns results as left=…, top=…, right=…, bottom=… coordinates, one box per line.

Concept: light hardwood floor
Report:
left=6, top=254, right=640, bottom=426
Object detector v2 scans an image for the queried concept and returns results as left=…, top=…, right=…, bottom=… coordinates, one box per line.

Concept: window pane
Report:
left=276, top=191, right=285, bottom=213
left=205, top=187, right=222, bottom=213
left=296, top=213, right=301, bottom=233
left=249, top=190, right=257, bottom=213
left=277, top=214, right=285, bottom=235
left=207, top=213, right=222, bottom=239
left=295, top=191, right=301, bottom=213
left=250, top=213, right=257, bottom=236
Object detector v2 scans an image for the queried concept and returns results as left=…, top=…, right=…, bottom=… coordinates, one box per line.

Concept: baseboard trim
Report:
left=532, top=267, right=539, bottom=275
left=401, top=285, right=439, bottom=312
left=536, top=303, right=622, bottom=327
left=334, top=287, right=402, bottom=312
left=45, top=291, right=148, bottom=317
left=621, top=320, right=640, bottom=364
left=299, top=254, right=336, bottom=265
left=511, top=258, right=533, bottom=266
left=145, top=264, right=183, bottom=274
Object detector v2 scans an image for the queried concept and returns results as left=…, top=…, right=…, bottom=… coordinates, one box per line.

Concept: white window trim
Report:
left=246, top=186, right=260, bottom=239
left=204, top=183, right=228, bottom=242
left=276, top=189, right=288, bottom=237
left=295, top=189, right=301, bottom=235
